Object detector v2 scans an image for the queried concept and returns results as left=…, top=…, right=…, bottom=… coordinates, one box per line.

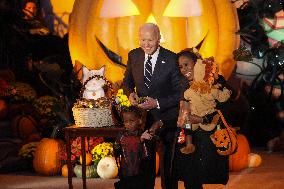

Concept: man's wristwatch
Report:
left=156, top=99, right=160, bottom=109
left=185, top=123, right=191, bottom=129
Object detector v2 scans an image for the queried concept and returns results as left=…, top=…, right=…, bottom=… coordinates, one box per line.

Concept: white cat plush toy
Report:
left=82, top=66, right=106, bottom=100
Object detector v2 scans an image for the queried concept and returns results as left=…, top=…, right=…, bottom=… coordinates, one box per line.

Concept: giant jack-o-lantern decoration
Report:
left=69, top=0, right=239, bottom=83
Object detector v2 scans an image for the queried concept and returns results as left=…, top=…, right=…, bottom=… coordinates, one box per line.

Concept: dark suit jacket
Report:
left=122, top=46, right=182, bottom=121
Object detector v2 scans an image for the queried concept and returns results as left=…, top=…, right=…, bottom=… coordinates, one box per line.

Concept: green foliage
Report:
left=7, top=82, right=37, bottom=102
left=33, top=95, right=60, bottom=118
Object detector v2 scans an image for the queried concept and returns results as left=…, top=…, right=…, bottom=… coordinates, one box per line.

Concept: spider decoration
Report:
left=249, top=46, right=284, bottom=101
left=232, top=0, right=284, bottom=147
left=233, top=0, right=284, bottom=101
left=234, top=0, right=283, bottom=58
left=234, top=44, right=284, bottom=146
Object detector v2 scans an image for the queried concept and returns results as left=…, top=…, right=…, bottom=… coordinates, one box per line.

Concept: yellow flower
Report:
left=121, top=95, right=127, bottom=101
left=117, top=89, right=123, bottom=95
left=115, top=89, right=131, bottom=108
left=126, top=101, right=131, bottom=107
left=91, top=142, right=114, bottom=162
left=97, top=149, right=102, bottom=155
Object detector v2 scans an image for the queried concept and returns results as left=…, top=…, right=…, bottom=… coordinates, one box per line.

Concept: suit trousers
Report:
left=156, top=119, right=179, bottom=189
left=143, top=113, right=159, bottom=189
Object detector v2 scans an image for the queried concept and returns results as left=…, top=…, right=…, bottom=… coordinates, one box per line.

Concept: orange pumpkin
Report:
left=79, top=153, right=93, bottom=166
left=69, top=0, right=239, bottom=83
left=33, top=138, right=64, bottom=175
left=0, top=99, right=8, bottom=120
left=61, top=164, right=69, bottom=177
left=229, top=134, right=250, bottom=171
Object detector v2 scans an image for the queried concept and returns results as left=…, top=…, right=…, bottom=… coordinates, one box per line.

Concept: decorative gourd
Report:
left=69, top=0, right=239, bottom=83
left=73, top=164, right=98, bottom=178
left=97, top=157, right=118, bottom=179
left=11, top=115, right=38, bottom=142
left=33, top=138, right=63, bottom=175
left=61, top=164, right=69, bottom=177
left=0, top=99, right=8, bottom=120
left=79, top=153, right=93, bottom=166
left=248, top=153, right=262, bottom=168
left=229, top=134, right=250, bottom=171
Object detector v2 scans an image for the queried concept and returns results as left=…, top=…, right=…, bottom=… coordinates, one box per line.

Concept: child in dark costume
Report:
left=114, top=106, right=154, bottom=189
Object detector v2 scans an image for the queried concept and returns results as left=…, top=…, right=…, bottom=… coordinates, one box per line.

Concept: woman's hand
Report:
left=188, top=114, right=203, bottom=124
left=177, top=101, right=190, bottom=128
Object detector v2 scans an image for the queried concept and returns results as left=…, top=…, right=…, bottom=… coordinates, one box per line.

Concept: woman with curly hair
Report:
left=172, top=48, right=236, bottom=189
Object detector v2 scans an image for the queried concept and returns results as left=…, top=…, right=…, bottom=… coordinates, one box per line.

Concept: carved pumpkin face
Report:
left=69, top=0, right=239, bottom=83
left=210, top=125, right=238, bottom=156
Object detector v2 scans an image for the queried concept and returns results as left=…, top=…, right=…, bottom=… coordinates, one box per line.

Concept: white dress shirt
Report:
left=144, top=47, right=160, bottom=76
left=143, top=47, right=161, bottom=109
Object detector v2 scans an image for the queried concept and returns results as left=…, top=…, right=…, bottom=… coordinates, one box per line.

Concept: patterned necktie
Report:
left=144, top=55, right=152, bottom=88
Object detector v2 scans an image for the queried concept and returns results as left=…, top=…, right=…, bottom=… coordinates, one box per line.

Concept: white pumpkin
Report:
left=97, top=157, right=118, bottom=179
left=248, top=153, right=262, bottom=168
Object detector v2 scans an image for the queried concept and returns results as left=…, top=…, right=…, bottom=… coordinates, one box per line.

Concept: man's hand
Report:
left=138, top=97, right=157, bottom=110
left=129, top=92, right=139, bottom=106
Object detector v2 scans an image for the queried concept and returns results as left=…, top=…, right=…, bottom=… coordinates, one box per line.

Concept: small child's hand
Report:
left=141, top=130, right=153, bottom=142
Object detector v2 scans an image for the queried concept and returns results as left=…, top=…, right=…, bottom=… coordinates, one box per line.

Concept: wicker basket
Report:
left=72, top=106, right=113, bottom=128
left=72, top=74, right=115, bottom=127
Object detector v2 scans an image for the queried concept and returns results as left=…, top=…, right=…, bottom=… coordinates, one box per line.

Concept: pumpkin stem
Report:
left=51, top=125, right=59, bottom=138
